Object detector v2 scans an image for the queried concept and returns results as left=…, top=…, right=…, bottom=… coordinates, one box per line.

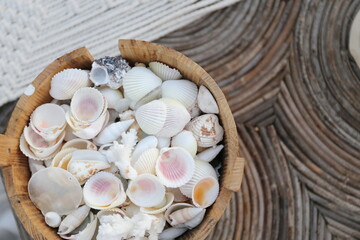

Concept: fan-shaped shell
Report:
left=155, top=147, right=195, bottom=188
left=135, top=100, right=167, bottom=135
left=186, top=114, right=224, bottom=147
left=140, top=192, right=174, bottom=215
left=192, top=176, right=219, bottom=208
left=83, top=172, right=126, bottom=210
left=171, top=130, right=197, bottom=157
left=50, top=69, right=91, bottom=100
left=197, top=85, right=219, bottom=114
left=58, top=205, right=90, bottom=235
left=155, top=98, right=191, bottom=138
left=28, top=167, right=82, bottom=215
left=149, top=61, right=182, bottom=80
left=123, top=67, right=162, bottom=101
left=133, top=148, right=159, bottom=175
left=196, top=144, right=224, bottom=162
left=93, top=119, right=134, bottom=145
left=161, top=80, right=198, bottom=109
left=131, top=136, right=158, bottom=163
left=179, top=160, right=217, bottom=198
left=126, top=174, right=165, bottom=208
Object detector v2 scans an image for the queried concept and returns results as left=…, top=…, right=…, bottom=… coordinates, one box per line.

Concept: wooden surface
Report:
left=1, top=0, right=360, bottom=239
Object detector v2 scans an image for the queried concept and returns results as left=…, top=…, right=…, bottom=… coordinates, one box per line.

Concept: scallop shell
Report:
left=149, top=61, right=182, bottom=80
left=179, top=160, right=217, bottom=198
left=197, top=85, right=219, bottom=114
left=29, top=103, right=66, bottom=141
left=155, top=147, right=195, bottom=188
left=45, top=212, right=61, bottom=228
left=159, top=227, right=188, bottom=240
left=135, top=100, right=167, bottom=135
left=186, top=114, right=224, bottom=147
left=93, top=119, right=134, bottom=145
left=157, top=137, right=170, bottom=149
left=62, top=138, right=97, bottom=151
left=196, top=144, right=224, bottom=162
left=140, top=192, right=174, bottom=215
left=192, top=176, right=219, bottom=208
left=67, top=150, right=111, bottom=184
left=126, top=174, right=165, bottom=208
left=28, top=167, right=82, bottom=215
left=123, top=67, right=162, bottom=101
left=171, top=130, right=197, bottom=157
left=50, top=69, right=91, bottom=100
left=161, top=80, right=198, bottom=109
left=155, top=98, right=191, bottom=138
left=83, top=172, right=126, bottom=210
left=60, top=212, right=97, bottom=240
left=133, top=148, right=159, bottom=175
left=98, top=87, right=130, bottom=113
left=58, top=205, right=91, bottom=235
left=131, top=136, right=158, bottom=163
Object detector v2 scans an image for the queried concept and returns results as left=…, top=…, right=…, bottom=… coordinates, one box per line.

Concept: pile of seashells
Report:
left=22, top=56, right=225, bottom=240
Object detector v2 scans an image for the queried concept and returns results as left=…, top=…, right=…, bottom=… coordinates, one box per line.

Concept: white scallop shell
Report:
left=123, top=67, right=162, bottom=101
left=60, top=212, right=97, bottom=240
left=62, top=138, right=97, bottom=151
left=149, top=61, right=182, bottom=80
left=192, top=176, right=219, bottom=208
left=126, top=174, right=165, bottom=208
left=50, top=69, right=91, bottom=100
left=67, top=150, right=111, bottom=184
left=83, top=172, right=127, bottom=210
left=161, top=80, right=198, bottom=109
left=171, top=130, right=197, bottom=157
left=28, top=167, right=82, bottom=215
left=98, top=87, right=129, bottom=113
left=135, top=100, right=167, bottom=135
left=131, top=136, right=158, bottom=163
left=155, top=98, right=191, bottom=138
left=45, top=212, right=61, bottom=228
left=29, top=103, right=66, bottom=141
left=58, top=205, right=90, bottom=235
left=93, top=119, right=134, bottom=145
left=197, top=85, right=219, bottom=114
left=133, top=148, right=159, bottom=175
left=140, top=192, right=174, bottom=215
left=156, top=137, right=171, bottom=149
left=180, top=160, right=217, bottom=198
left=186, top=114, right=224, bottom=147
left=155, top=147, right=195, bottom=188
left=196, top=144, right=224, bottom=162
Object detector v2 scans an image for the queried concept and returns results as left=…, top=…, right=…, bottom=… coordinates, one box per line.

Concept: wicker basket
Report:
left=0, top=40, right=245, bottom=240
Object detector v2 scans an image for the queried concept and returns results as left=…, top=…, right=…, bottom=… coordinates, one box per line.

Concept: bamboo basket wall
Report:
left=0, top=40, right=245, bottom=240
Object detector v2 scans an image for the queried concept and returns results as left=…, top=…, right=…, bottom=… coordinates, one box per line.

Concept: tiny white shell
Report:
left=45, top=212, right=62, bottom=228
left=135, top=100, right=167, bottom=135
left=196, top=144, right=224, bottom=162
left=192, top=176, right=219, bottom=208
left=171, top=130, right=197, bottom=157
left=168, top=207, right=205, bottom=227
left=123, top=67, right=162, bottom=101
left=60, top=212, right=97, bottom=240
left=132, top=136, right=158, bottom=163
left=133, top=148, right=159, bottom=175
left=58, top=205, right=91, bottom=235
left=93, top=119, right=134, bottom=145
left=161, top=80, right=198, bottom=110
left=50, top=69, right=91, bottom=100
left=140, top=192, right=175, bottom=215
left=149, top=61, right=182, bottom=80
left=197, top=85, right=219, bottom=114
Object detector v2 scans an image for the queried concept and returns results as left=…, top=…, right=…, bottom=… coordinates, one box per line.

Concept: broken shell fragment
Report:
left=197, top=85, right=219, bottom=114
left=149, top=61, right=182, bottom=80
left=45, top=212, right=61, bottom=228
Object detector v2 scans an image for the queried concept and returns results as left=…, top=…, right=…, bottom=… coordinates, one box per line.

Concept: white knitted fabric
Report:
left=0, top=0, right=241, bottom=106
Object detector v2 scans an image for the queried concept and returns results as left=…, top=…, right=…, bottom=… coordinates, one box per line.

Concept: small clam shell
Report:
left=133, top=148, right=159, bottom=175
left=62, top=139, right=97, bottom=151
left=192, top=176, right=219, bottom=208
left=28, top=167, right=82, bottom=215
left=58, top=205, right=90, bottom=235
left=123, top=67, right=162, bottom=101
left=93, top=119, right=134, bottom=145
left=197, top=85, right=219, bottom=114
left=50, top=69, right=91, bottom=100
left=171, top=130, right=197, bottom=157
left=159, top=227, right=188, bottom=240
left=155, top=98, right=191, bottom=138
left=161, top=80, right=198, bottom=109
left=157, top=137, right=170, bottom=149
left=140, top=192, right=174, bottom=215
left=98, top=87, right=130, bottom=113
left=45, top=212, right=61, bottom=228
left=126, top=174, right=165, bottom=208
left=60, top=212, right=97, bottom=240
left=30, top=103, right=66, bottom=141
left=149, top=61, right=182, bottom=80
left=135, top=100, right=167, bottom=135
left=167, top=207, right=205, bottom=227
left=131, top=136, right=158, bottom=163
left=166, top=188, right=189, bottom=202
left=155, top=147, right=195, bottom=188
left=67, top=150, right=110, bottom=184
left=180, top=160, right=217, bottom=198
left=196, top=144, right=224, bottom=162
left=83, top=172, right=126, bottom=210
left=186, top=114, right=224, bottom=147
left=28, top=158, right=45, bottom=175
